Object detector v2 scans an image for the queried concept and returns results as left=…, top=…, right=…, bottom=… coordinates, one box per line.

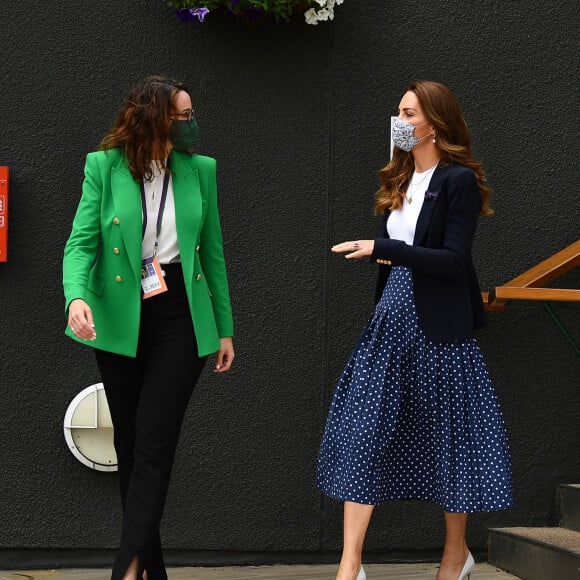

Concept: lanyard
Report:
left=140, top=165, right=171, bottom=257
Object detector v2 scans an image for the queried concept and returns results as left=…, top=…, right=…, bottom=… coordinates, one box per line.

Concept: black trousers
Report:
left=95, top=263, right=207, bottom=580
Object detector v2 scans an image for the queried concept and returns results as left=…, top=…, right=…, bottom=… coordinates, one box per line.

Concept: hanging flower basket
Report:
left=168, top=0, right=344, bottom=25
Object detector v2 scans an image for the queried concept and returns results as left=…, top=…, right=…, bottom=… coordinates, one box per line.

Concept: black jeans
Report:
left=95, top=263, right=207, bottom=580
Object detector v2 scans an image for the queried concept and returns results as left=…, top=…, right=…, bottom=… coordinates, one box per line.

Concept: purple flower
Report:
left=176, top=7, right=209, bottom=23
left=424, top=191, right=439, bottom=200
left=176, top=8, right=195, bottom=22
left=194, top=7, right=210, bottom=21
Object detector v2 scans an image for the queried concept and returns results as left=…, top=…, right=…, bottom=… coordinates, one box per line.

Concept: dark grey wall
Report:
left=0, top=0, right=578, bottom=567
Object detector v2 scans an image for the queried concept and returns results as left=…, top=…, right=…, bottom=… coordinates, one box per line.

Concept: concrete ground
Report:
left=0, top=563, right=520, bottom=579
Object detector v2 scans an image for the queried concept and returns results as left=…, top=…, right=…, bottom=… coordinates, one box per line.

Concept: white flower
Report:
left=304, top=7, right=319, bottom=24
left=316, top=8, right=330, bottom=20
left=305, top=0, right=344, bottom=25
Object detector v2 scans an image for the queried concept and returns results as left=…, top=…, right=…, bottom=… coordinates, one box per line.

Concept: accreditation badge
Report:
left=141, top=256, right=168, bottom=299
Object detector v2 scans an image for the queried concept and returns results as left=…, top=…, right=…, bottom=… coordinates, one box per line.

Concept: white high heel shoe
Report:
left=356, top=566, right=366, bottom=580
left=458, top=551, right=475, bottom=579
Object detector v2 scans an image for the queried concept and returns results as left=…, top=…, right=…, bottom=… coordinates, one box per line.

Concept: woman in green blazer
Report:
left=63, top=76, right=234, bottom=580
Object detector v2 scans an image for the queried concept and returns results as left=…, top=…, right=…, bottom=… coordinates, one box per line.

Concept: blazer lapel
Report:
left=111, top=160, right=142, bottom=284
left=170, top=152, right=202, bottom=284
left=413, top=165, right=445, bottom=245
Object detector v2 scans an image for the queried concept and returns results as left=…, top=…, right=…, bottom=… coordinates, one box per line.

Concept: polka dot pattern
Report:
left=317, top=267, right=513, bottom=512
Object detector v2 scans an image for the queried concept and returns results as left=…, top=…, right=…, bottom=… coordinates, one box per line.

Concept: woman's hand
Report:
left=214, top=337, right=234, bottom=373
left=68, top=299, right=97, bottom=341
left=331, top=240, right=375, bottom=259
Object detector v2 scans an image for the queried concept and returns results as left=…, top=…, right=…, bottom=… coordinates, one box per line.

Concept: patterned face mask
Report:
left=391, top=119, right=431, bottom=152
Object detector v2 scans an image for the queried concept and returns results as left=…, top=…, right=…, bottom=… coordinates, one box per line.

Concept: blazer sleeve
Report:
left=374, top=215, right=391, bottom=303
left=370, top=168, right=481, bottom=278
left=62, top=153, right=103, bottom=313
left=198, top=159, right=234, bottom=338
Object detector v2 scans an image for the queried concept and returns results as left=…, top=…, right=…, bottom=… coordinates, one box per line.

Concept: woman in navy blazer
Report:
left=317, top=82, right=513, bottom=580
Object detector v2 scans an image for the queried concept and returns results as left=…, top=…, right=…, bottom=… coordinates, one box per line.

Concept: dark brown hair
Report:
left=375, top=81, right=493, bottom=216
left=99, top=76, right=191, bottom=181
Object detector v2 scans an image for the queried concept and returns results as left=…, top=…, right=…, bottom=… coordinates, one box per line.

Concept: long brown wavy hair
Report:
left=375, top=81, right=493, bottom=216
left=99, top=76, right=191, bottom=182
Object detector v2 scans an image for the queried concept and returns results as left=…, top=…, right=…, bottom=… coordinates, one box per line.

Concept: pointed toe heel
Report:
left=356, top=565, right=366, bottom=580
left=458, top=551, right=475, bottom=579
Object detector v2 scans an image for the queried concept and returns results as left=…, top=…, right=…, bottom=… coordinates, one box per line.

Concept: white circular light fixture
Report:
left=63, top=383, right=118, bottom=472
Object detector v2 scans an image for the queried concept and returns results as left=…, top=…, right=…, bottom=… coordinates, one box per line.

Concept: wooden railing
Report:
left=482, top=240, right=580, bottom=355
left=483, top=239, right=580, bottom=311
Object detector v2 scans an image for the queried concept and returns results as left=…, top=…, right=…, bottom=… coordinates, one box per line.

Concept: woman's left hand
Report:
left=331, top=240, right=375, bottom=259
left=214, top=337, right=235, bottom=373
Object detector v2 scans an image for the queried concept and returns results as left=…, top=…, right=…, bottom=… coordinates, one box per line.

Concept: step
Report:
left=489, top=526, right=580, bottom=580
left=560, top=484, right=580, bottom=532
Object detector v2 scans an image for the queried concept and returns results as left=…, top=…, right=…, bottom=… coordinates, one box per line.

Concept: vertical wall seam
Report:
left=319, top=19, right=335, bottom=553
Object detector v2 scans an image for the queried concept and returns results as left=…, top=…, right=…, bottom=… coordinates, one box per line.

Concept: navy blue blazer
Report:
left=370, top=163, right=487, bottom=342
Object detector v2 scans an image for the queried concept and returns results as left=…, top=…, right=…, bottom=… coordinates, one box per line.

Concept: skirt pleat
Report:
left=317, top=267, right=513, bottom=512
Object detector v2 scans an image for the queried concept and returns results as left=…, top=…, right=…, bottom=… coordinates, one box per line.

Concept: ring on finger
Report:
left=353, top=242, right=360, bottom=248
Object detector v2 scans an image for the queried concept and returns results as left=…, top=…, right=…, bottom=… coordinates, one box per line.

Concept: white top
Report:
left=387, top=165, right=437, bottom=244
left=141, top=164, right=180, bottom=264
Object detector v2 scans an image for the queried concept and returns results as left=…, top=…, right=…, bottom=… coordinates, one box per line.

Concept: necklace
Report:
left=149, top=167, right=166, bottom=202
left=406, top=165, right=437, bottom=204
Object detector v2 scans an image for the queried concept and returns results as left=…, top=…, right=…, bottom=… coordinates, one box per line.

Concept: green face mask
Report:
left=169, top=119, right=200, bottom=152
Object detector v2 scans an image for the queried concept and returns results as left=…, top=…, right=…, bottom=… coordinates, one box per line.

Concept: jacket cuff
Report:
left=64, top=287, right=87, bottom=314
left=370, top=238, right=393, bottom=266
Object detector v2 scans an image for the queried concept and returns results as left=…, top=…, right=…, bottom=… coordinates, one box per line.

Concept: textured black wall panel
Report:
left=0, top=0, right=578, bottom=564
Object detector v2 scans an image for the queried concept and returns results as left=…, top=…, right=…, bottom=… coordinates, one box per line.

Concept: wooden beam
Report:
left=481, top=292, right=508, bottom=311
left=494, top=287, right=580, bottom=302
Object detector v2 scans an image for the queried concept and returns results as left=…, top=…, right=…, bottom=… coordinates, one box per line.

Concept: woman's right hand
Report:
left=68, top=299, right=97, bottom=341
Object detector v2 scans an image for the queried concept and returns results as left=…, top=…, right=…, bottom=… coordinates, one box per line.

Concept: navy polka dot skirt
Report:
left=317, top=267, right=513, bottom=512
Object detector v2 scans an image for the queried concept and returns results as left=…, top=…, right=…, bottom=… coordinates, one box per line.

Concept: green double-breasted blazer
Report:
left=63, top=148, right=234, bottom=357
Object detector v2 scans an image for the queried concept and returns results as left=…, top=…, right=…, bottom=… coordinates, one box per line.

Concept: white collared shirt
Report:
left=141, top=164, right=180, bottom=264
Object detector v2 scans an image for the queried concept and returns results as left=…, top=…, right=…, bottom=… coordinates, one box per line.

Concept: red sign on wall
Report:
left=0, top=166, right=8, bottom=262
